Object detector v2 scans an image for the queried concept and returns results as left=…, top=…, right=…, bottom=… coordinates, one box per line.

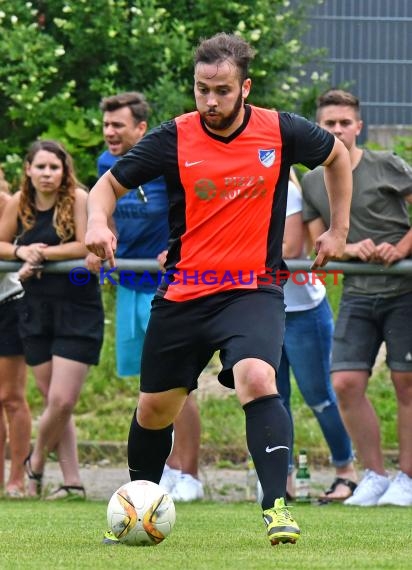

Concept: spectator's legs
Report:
left=0, top=355, right=31, bottom=494
left=283, top=303, right=356, bottom=495
left=164, top=392, right=204, bottom=502
left=27, top=356, right=88, bottom=495
left=391, top=371, right=412, bottom=476
left=0, top=405, right=5, bottom=489
left=166, top=392, right=201, bottom=478
left=333, top=370, right=385, bottom=474
left=55, top=416, right=82, bottom=486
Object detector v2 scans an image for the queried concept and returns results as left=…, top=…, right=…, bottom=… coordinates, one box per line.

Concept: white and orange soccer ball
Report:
left=107, top=480, right=176, bottom=546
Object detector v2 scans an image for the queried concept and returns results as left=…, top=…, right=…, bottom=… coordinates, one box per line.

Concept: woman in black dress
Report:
left=0, top=141, right=104, bottom=499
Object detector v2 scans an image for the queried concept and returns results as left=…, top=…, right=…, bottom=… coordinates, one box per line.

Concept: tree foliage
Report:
left=0, top=0, right=326, bottom=188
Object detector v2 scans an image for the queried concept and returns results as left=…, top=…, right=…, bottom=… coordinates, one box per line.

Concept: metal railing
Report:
left=1, top=259, right=412, bottom=275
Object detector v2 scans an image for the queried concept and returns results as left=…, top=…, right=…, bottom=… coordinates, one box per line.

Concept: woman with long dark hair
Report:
left=0, top=140, right=104, bottom=499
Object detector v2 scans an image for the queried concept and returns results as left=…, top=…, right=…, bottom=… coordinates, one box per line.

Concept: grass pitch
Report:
left=1, top=499, right=411, bottom=569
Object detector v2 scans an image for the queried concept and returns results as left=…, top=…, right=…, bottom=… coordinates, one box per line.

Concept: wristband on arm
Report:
left=14, top=245, right=22, bottom=259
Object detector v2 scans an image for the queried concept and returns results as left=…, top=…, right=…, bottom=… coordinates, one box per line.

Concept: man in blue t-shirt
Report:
left=88, top=93, right=203, bottom=518
left=97, top=118, right=169, bottom=377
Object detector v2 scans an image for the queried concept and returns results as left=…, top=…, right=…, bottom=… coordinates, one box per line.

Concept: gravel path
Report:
left=9, top=456, right=398, bottom=502
left=14, top=460, right=339, bottom=502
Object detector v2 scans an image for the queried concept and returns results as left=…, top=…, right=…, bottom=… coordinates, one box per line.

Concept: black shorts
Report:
left=332, top=290, right=412, bottom=373
left=0, top=297, right=24, bottom=356
left=18, top=295, right=104, bottom=366
left=140, top=288, right=285, bottom=392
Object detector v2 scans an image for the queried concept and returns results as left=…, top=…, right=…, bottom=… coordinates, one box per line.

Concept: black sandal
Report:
left=45, top=485, right=86, bottom=501
left=24, top=452, right=43, bottom=497
left=318, top=477, right=357, bottom=504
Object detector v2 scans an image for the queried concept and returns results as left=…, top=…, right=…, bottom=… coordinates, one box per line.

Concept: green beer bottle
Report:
left=295, top=449, right=311, bottom=503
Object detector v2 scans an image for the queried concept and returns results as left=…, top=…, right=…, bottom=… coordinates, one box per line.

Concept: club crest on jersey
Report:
left=258, top=149, right=275, bottom=168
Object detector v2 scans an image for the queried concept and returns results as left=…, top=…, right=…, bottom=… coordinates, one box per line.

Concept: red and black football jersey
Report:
left=111, top=105, right=334, bottom=301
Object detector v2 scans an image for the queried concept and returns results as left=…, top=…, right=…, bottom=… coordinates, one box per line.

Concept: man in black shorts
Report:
left=86, top=33, right=352, bottom=546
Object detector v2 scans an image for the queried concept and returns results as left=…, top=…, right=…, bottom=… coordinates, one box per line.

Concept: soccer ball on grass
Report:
left=107, top=480, right=176, bottom=546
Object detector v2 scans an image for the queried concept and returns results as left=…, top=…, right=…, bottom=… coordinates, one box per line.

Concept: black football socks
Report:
left=243, top=394, right=292, bottom=509
left=128, top=408, right=173, bottom=483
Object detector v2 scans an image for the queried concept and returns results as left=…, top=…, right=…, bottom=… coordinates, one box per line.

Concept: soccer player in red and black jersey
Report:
left=86, top=32, right=352, bottom=546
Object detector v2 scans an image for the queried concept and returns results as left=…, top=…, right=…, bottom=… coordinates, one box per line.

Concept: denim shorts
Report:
left=331, top=290, right=412, bottom=373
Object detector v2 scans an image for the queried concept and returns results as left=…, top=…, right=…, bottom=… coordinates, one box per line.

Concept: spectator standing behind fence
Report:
left=85, top=33, right=353, bottom=546
left=86, top=92, right=203, bottom=504
left=302, top=89, right=412, bottom=507
left=0, top=140, right=104, bottom=500
left=276, top=176, right=357, bottom=502
left=0, top=170, right=31, bottom=498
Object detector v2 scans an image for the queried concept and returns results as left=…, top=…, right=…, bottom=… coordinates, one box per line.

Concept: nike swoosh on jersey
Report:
left=265, top=445, right=289, bottom=453
left=185, top=160, right=204, bottom=167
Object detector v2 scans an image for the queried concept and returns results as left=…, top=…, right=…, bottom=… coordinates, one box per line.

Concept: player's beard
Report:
left=202, top=91, right=244, bottom=132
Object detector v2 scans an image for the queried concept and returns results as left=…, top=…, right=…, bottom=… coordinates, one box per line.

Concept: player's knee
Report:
left=137, top=393, right=181, bottom=429
left=235, top=360, right=275, bottom=400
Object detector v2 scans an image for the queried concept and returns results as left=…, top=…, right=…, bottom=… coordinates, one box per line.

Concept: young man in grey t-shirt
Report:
left=302, top=89, right=412, bottom=507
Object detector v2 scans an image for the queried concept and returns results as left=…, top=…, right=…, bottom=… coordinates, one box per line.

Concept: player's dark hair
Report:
left=194, top=32, right=255, bottom=84
left=99, top=92, right=150, bottom=124
left=316, top=89, right=361, bottom=120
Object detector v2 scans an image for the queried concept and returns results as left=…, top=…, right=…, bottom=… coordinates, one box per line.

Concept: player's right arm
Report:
left=306, top=217, right=327, bottom=254
left=311, top=138, right=352, bottom=269
left=85, top=170, right=129, bottom=267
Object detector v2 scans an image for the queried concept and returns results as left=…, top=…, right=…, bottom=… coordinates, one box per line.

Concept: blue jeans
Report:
left=277, top=297, right=353, bottom=470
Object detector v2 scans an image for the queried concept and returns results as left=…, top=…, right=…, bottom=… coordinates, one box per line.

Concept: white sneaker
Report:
left=344, top=469, right=389, bottom=506
left=377, top=471, right=412, bottom=506
left=170, top=473, right=204, bottom=502
left=159, top=465, right=181, bottom=494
